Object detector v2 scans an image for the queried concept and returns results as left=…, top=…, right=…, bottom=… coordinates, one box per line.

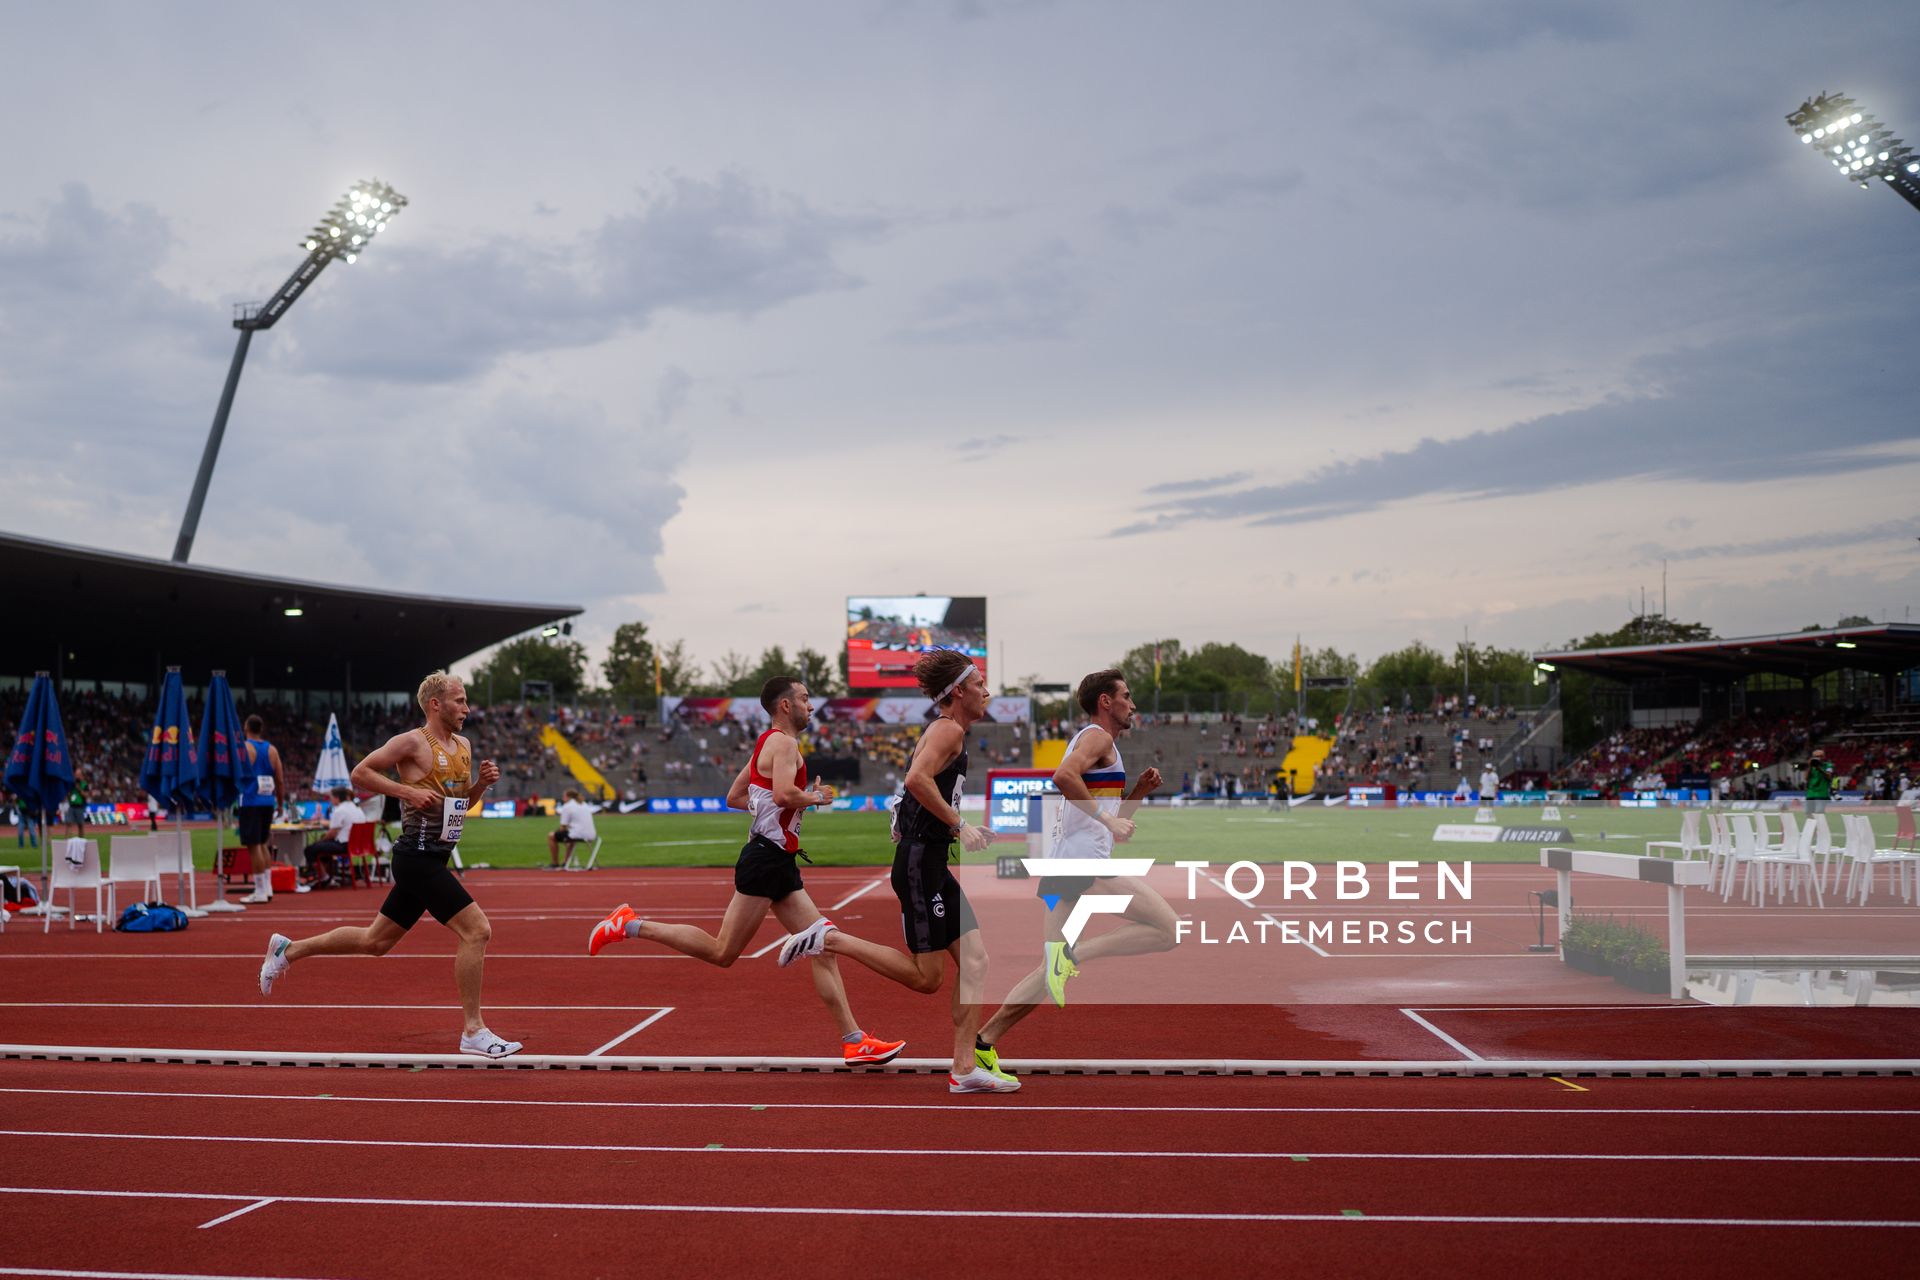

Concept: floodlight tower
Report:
left=171, top=180, right=408, bottom=563
left=1785, top=92, right=1920, bottom=214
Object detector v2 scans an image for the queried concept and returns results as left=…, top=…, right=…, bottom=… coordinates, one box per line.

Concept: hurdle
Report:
left=1542, top=847, right=1710, bottom=999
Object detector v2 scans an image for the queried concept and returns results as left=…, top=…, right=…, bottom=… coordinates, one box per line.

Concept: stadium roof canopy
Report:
left=1533, top=623, right=1920, bottom=682
left=2, top=531, right=581, bottom=693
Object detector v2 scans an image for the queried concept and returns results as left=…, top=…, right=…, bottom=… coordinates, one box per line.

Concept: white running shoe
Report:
left=776, top=917, right=836, bottom=968
left=949, top=1066, right=1021, bottom=1094
left=239, top=893, right=271, bottom=904
left=259, top=933, right=291, bottom=996
left=459, top=1028, right=524, bottom=1059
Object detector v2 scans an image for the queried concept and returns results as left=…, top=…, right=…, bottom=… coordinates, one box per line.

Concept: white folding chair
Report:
left=46, top=839, right=105, bottom=933
left=1647, top=809, right=1704, bottom=860
left=561, top=834, right=604, bottom=871
left=105, top=835, right=162, bottom=916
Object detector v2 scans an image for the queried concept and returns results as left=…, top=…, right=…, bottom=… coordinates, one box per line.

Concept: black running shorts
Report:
left=891, top=837, right=978, bottom=954
left=379, top=848, right=475, bottom=929
left=1035, top=874, right=1110, bottom=903
left=236, top=806, right=272, bottom=846
left=734, top=834, right=805, bottom=902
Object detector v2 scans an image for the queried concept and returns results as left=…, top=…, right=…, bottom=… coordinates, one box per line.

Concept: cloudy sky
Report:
left=4, top=0, right=1917, bottom=688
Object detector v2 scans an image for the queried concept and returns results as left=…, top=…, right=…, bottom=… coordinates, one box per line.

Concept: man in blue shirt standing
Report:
left=237, top=715, right=284, bottom=903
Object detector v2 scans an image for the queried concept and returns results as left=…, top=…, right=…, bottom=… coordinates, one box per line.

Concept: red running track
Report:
left=3, top=868, right=1915, bottom=1062
left=0, top=1061, right=1916, bottom=1278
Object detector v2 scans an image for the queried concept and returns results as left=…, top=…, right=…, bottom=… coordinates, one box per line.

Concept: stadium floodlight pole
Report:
left=1785, top=92, right=1920, bottom=214
left=172, top=179, right=409, bottom=563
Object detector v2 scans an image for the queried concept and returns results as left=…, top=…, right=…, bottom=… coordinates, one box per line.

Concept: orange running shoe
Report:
left=587, top=903, right=637, bottom=957
left=843, top=1033, right=907, bottom=1066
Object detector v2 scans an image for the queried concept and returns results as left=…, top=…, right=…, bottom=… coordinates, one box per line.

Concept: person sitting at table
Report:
left=547, top=788, right=596, bottom=869
left=305, top=787, right=365, bottom=887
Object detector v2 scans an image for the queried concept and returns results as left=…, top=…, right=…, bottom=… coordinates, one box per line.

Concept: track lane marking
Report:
left=585, top=1008, right=674, bottom=1057
left=746, top=876, right=888, bottom=958
left=7, top=1128, right=1917, bottom=1163
left=196, top=1198, right=275, bottom=1229
left=3, top=1186, right=1917, bottom=1227
left=5, top=1087, right=1917, bottom=1117
left=1399, top=1009, right=1483, bottom=1061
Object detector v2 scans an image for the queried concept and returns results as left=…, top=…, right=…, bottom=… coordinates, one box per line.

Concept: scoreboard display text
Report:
left=985, top=768, right=1057, bottom=837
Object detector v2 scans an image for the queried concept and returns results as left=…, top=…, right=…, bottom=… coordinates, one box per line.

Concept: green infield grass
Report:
left=59, top=802, right=1887, bottom=872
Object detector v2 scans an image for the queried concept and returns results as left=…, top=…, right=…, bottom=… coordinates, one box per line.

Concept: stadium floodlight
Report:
left=172, top=180, right=409, bottom=563
left=1785, top=92, right=1920, bottom=215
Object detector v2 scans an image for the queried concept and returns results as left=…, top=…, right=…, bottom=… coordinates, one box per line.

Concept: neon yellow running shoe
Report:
left=1044, top=940, right=1079, bottom=1008
left=974, top=1041, right=1003, bottom=1074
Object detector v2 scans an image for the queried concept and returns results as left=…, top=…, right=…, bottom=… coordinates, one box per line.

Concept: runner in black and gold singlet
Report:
left=255, top=670, right=522, bottom=1058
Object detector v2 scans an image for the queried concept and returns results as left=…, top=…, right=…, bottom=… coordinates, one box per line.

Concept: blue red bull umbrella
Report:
left=138, top=668, right=204, bottom=911
left=4, top=671, right=75, bottom=907
left=193, top=671, right=252, bottom=914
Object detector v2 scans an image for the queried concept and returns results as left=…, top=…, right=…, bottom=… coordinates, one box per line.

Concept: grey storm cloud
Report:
left=1119, top=314, right=1919, bottom=535
left=1142, top=472, right=1252, bottom=496
left=895, top=242, right=1084, bottom=344
left=1631, top=521, right=1919, bottom=565
left=284, top=173, right=891, bottom=383
left=1171, top=169, right=1305, bottom=207
left=954, top=434, right=1019, bottom=459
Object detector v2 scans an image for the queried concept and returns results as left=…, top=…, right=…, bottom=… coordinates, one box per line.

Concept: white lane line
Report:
left=1263, top=912, right=1330, bottom=957
left=4, top=1087, right=1918, bottom=1119
left=196, top=1197, right=275, bottom=1229
left=748, top=876, right=888, bottom=959
left=0, top=954, right=693, bottom=960
left=1400, top=1009, right=1483, bottom=1061
left=0, top=1004, right=676, bottom=1011
left=828, top=877, right=886, bottom=912
left=3, top=1186, right=1917, bottom=1228
left=0, top=1267, right=330, bottom=1280
left=5, top=1129, right=1917, bottom=1164
left=586, top=1008, right=674, bottom=1057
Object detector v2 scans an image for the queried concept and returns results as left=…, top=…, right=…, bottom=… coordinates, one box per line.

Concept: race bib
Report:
left=439, top=795, right=468, bottom=844
left=256, top=775, right=276, bottom=797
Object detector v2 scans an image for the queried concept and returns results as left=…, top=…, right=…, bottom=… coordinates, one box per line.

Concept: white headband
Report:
left=931, top=662, right=977, bottom=706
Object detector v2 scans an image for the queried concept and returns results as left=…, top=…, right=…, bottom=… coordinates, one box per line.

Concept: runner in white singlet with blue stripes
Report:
left=973, top=669, right=1175, bottom=1076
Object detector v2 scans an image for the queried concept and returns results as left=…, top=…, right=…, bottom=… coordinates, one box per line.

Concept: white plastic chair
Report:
left=46, top=839, right=105, bottom=933
left=1647, top=809, right=1705, bottom=860
left=105, top=835, right=161, bottom=915
left=1747, top=816, right=1824, bottom=908
left=1721, top=812, right=1760, bottom=901
left=1806, top=813, right=1847, bottom=893
left=1843, top=813, right=1917, bottom=906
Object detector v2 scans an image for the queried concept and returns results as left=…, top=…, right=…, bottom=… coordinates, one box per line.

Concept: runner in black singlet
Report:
left=780, top=649, right=1019, bottom=1093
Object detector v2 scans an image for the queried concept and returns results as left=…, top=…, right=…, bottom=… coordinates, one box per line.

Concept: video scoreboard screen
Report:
left=847, top=595, right=987, bottom=689
left=985, top=768, right=1056, bottom=838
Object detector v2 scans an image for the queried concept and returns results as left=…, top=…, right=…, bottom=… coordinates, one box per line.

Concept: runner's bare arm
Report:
left=1053, top=727, right=1114, bottom=820
left=267, top=745, right=285, bottom=801
left=351, top=734, right=437, bottom=809
left=725, top=763, right=752, bottom=811
left=759, top=734, right=828, bottom=808
left=463, top=738, right=500, bottom=808
left=1120, top=767, right=1163, bottom=819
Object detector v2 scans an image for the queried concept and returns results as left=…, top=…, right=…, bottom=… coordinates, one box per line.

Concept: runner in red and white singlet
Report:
left=586, top=675, right=905, bottom=1067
